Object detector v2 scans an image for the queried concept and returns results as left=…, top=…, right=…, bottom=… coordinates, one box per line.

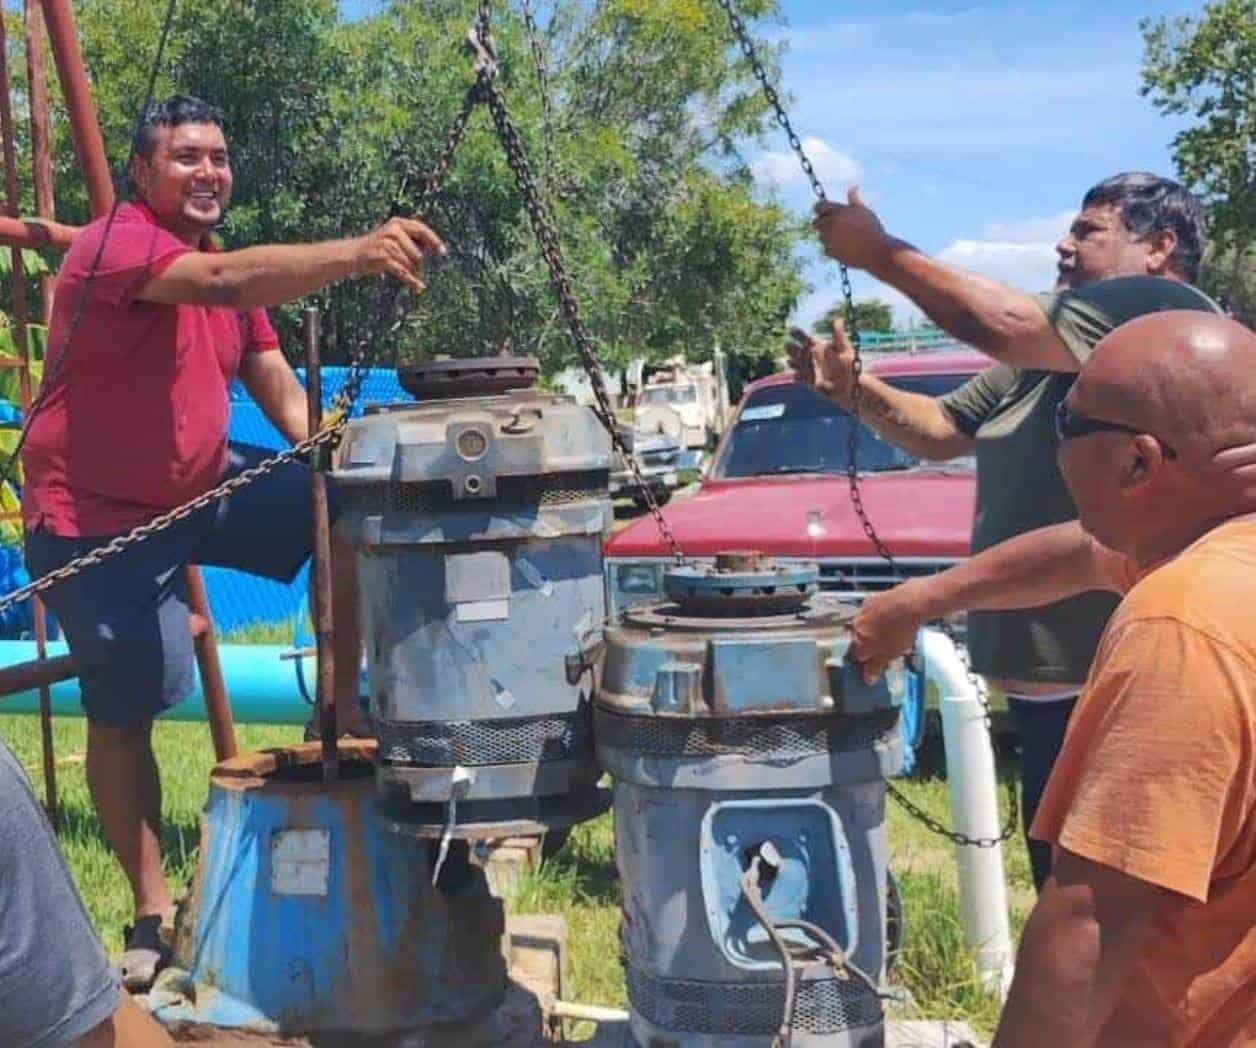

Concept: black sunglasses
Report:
left=1054, top=401, right=1178, bottom=459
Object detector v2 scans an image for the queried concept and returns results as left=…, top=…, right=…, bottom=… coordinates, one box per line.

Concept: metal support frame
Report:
left=304, top=307, right=338, bottom=782
left=0, top=1, right=240, bottom=785
left=0, top=3, right=58, bottom=827
left=36, top=0, right=112, bottom=216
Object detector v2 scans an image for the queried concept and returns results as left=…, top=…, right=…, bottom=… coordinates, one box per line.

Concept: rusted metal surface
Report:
left=0, top=650, right=77, bottom=696
left=396, top=355, right=540, bottom=399
left=0, top=7, right=58, bottom=827
left=185, top=566, right=237, bottom=762
left=38, top=0, right=113, bottom=216
left=663, top=556, right=820, bottom=617
left=0, top=213, right=78, bottom=250
left=304, top=308, right=337, bottom=782
left=154, top=742, right=509, bottom=1037
left=25, top=0, right=59, bottom=313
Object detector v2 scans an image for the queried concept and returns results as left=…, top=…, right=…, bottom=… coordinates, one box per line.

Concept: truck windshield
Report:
left=713, top=373, right=975, bottom=479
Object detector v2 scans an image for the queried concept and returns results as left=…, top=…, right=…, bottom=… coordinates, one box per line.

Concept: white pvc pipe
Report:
left=550, top=1001, right=630, bottom=1023
left=918, top=627, right=1015, bottom=998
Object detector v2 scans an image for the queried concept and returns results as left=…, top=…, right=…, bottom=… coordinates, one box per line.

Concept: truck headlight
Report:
left=616, top=562, right=664, bottom=595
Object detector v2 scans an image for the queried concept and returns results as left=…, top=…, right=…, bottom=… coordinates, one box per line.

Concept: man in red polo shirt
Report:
left=20, top=95, right=444, bottom=987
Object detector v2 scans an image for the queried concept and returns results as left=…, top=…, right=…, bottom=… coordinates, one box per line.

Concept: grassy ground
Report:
left=0, top=711, right=1030, bottom=1040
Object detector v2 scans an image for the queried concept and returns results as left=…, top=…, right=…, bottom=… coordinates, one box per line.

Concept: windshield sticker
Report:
left=740, top=403, right=786, bottom=422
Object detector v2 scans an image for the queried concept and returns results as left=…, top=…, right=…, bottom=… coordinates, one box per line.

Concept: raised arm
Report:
left=787, top=320, right=974, bottom=461
left=850, top=521, right=1131, bottom=680
left=813, top=189, right=1079, bottom=371
left=137, top=216, right=445, bottom=309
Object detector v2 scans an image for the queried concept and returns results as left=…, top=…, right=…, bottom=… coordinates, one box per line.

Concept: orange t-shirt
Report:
left=1031, top=516, right=1256, bottom=1046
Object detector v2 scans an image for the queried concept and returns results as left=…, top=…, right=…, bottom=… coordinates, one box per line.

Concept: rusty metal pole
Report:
left=25, top=0, right=58, bottom=314
left=0, top=7, right=58, bottom=829
left=185, top=566, right=237, bottom=761
left=37, top=0, right=112, bottom=217
left=304, top=307, right=337, bottom=782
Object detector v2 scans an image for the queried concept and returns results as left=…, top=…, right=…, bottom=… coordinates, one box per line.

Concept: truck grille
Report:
left=811, top=558, right=960, bottom=600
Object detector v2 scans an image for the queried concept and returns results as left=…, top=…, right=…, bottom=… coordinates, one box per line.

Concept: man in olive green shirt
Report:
left=793, top=172, right=1219, bottom=889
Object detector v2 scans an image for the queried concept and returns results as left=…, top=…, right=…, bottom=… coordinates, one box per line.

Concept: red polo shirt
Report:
left=21, top=201, right=280, bottom=536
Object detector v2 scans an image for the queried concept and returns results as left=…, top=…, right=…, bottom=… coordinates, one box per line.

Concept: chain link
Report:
left=715, top=0, right=1016, bottom=850
left=0, top=68, right=485, bottom=621
left=473, top=9, right=686, bottom=563
left=519, top=0, right=557, bottom=197
left=712, top=0, right=893, bottom=571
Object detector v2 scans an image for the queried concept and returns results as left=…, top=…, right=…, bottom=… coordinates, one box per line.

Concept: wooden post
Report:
left=304, top=307, right=337, bottom=782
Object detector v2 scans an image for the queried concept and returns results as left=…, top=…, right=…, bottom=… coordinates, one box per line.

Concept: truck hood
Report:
left=605, top=470, right=975, bottom=558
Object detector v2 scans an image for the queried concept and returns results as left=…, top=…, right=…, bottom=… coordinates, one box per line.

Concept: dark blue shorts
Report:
left=25, top=443, right=337, bottom=725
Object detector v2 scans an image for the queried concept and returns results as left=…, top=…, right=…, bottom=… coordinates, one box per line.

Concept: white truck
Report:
left=630, top=352, right=730, bottom=469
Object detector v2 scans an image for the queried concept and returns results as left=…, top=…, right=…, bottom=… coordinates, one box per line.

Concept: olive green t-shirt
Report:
left=940, top=276, right=1223, bottom=684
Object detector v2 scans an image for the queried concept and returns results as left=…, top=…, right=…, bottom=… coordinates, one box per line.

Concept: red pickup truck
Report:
left=604, top=348, right=988, bottom=617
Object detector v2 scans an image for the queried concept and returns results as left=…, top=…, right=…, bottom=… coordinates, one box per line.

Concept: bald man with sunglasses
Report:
left=991, top=310, right=1256, bottom=1047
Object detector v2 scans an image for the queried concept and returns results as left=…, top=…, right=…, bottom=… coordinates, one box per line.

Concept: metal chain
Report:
left=332, top=76, right=483, bottom=415
left=712, top=0, right=894, bottom=572
left=0, top=70, right=484, bottom=620
left=472, top=10, right=686, bottom=563
left=715, top=0, right=1016, bottom=849
left=519, top=0, right=557, bottom=196
left=0, top=424, right=344, bottom=616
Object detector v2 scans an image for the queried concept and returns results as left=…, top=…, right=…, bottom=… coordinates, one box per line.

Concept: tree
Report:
left=32, top=0, right=808, bottom=375
left=1141, top=1, right=1255, bottom=323
left=812, top=299, right=895, bottom=335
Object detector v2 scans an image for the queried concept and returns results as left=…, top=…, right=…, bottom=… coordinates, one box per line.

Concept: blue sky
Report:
left=342, top=0, right=1206, bottom=325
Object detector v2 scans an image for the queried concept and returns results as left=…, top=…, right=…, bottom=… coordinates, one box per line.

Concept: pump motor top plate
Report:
left=662, top=551, right=820, bottom=617
left=398, top=355, right=541, bottom=399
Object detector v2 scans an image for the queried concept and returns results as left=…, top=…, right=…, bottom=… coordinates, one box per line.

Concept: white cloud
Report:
left=939, top=239, right=1059, bottom=292
left=876, top=234, right=1060, bottom=325
left=752, top=137, right=861, bottom=191
left=980, top=210, right=1074, bottom=244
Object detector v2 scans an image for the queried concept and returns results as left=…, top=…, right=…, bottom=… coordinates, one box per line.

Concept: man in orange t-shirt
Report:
left=993, top=310, right=1256, bottom=1047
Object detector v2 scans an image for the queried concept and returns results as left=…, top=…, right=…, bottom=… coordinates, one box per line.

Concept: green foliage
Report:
left=812, top=298, right=896, bottom=335
left=1200, top=242, right=1256, bottom=328
left=32, top=0, right=805, bottom=377
left=1140, top=2, right=1256, bottom=267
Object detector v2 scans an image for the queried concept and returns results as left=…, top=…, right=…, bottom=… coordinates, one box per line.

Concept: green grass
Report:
left=1, top=711, right=1030, bottom=1039
left=0, top=714, right=294, bottom=954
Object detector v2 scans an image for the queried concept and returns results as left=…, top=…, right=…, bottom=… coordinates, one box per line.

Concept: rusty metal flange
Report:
left=398, top=355, right=541, bottom=399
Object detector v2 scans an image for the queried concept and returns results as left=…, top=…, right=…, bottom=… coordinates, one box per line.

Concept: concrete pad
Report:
left=887, top=1019, right=986, bottom=1048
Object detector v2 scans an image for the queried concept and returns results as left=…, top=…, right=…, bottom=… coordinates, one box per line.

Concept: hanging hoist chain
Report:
left=333, top=77, right=483, bottom=417
left=519, top=0, right=557, bottom=197
left=712, top=0, right=896, bottom=573
left=471, top=11, right=687, bottom=564
left=0, top=73, right=484, bottom=621
left=714, top=0, right=1016, bottom=850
